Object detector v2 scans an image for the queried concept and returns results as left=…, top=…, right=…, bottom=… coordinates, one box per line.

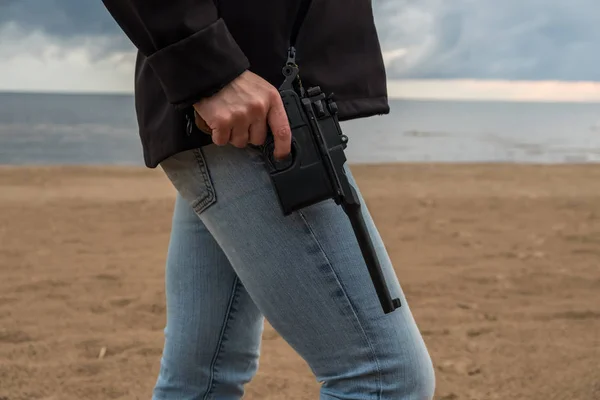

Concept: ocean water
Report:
left=1, top=92, right=599, bottom=165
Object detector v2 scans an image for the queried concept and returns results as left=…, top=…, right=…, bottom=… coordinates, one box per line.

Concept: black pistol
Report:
left=262, top=48, right=401, bottom=314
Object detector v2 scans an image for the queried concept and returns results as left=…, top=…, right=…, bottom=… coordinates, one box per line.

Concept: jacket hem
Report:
left=142, top=95, right=390, bottom=169
left=336, top=95, right=390, bottom=121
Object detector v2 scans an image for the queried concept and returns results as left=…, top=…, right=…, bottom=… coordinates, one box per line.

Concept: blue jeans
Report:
left=154, top=144, right=435, bottom=400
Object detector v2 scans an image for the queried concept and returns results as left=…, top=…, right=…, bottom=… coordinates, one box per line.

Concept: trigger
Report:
left=264, top=138, right=295, bottom=171
left=272, top=152, right=293, bottom=170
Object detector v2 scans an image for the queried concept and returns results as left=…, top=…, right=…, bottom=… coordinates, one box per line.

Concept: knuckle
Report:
left=230, top=108, right=246, bottom=122
left=212, top=113, right=231, bottom=129
left=268, top=88, right=280, bottom=101
left=249, top=99, right=268, bottom=114
left=273, top=126, right=291, bottom=139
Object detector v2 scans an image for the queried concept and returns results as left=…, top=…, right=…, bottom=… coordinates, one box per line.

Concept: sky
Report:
left=1, top=0, right=600, bottom=101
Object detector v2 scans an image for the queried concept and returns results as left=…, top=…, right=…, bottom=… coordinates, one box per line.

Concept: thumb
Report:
left=194, top=110, right=213, bottom=135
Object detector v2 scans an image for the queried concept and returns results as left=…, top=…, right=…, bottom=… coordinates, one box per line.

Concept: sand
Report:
left=0, top=163, right=599, bottom=400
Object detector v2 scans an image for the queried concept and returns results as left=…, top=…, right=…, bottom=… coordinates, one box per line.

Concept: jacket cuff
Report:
left=147, top=18, right=249, bottom=107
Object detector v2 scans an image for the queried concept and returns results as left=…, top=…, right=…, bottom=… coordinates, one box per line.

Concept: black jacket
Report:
left=102, top=0, right=390, bottom=168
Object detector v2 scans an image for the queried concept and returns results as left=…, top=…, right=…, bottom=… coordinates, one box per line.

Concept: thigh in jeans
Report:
left=161, top=144, right=435, bottom=400
left=154, top=149, right=264, bottom=400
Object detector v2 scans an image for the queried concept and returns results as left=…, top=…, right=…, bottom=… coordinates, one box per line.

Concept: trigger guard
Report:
left=263, top=137, right=298, bottom=172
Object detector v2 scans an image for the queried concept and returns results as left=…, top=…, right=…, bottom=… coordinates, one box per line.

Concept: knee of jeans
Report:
left=157, top=347, right=204, bottom=385
left=320, top=352, right=435, bottom=400
left=157, top=329, right=261, bottom=394
left=155, top=350, right=260, bottom=399
left=382, top=353, right=436, bottom=400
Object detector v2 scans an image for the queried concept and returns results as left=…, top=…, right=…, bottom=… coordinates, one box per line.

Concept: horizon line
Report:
left=1, top=90, right=599, bottom=105
left=2, top=78, right=600, bottom=103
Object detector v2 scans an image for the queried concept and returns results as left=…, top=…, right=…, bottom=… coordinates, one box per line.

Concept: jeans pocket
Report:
left=160, top=148, right=217, bottom=214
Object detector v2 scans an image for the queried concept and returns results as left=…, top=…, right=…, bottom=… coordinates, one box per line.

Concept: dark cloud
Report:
left=1, top=0, right=116, bottom=36
left=374, top=0, right=600, bottom=81
left=1, top=0, right=599, bottom=81
left=0, top=0, right=129, bottom=52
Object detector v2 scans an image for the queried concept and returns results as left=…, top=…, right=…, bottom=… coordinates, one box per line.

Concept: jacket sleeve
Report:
left=101, top=0, right=250, bottom=107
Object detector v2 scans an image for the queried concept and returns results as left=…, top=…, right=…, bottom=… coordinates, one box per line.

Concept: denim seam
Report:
left=203, top=276, right=241, bottom=400
left=191, top=148, right=216, bottom=214
left=298, top=211, right=382, bottom=400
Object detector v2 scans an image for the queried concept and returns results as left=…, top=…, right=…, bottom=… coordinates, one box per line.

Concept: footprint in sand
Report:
left=438, top=359, right=483, bottom=376
left=135, top=302, right=165, bottom=315
left=421, top=329, right=451, bottom=337
left=13, top=279, right=68, bottom=293
left=135, top=347, right=163, bottom=357
left=438, top=393, right=458, bottom=400
left=466, top=327, right=494, bottom=337
left=0, top=329, right=33, bottom=344
left=94, top=273, right=121, bottom=282
left=109, top=297, right=136, bottom=308
left=73, top=362, right=102, bottom=377
left=548, top=310, right=600, bottom=320
left=0, top=297, right=17, bottom=306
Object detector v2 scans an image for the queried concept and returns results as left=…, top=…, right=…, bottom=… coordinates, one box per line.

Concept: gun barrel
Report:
left=343, top=202, right=401, bottom=314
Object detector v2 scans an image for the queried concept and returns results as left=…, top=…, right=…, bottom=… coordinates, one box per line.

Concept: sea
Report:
left=1, top=91, right=599, bottom=165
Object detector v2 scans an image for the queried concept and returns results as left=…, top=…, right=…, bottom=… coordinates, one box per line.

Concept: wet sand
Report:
left=1, top=164, right=599, bottom=400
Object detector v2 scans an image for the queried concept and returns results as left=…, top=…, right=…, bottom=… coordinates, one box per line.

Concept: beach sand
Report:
left=0, top=163, right=599, bottom=400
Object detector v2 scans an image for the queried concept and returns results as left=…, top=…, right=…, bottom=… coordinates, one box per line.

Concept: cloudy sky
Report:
left=1, top=0, right=599, bottom=101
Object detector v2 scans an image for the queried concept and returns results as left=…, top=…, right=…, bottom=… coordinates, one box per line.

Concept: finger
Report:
left=267, top=94, right=291, bottom=160
left=229, top=124, right=250, bottom=148
left=248, top=119, right=268, bottom=146
left=211, top=127, right=231, bottom=146
left=194, top=111, right=212, bottom=135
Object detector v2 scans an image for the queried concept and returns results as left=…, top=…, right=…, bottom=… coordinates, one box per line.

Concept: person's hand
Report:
left=193, top=70, right=291, bottom=160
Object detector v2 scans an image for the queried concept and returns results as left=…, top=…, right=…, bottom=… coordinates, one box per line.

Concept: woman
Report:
left=102, top=1, right=435, bottom=398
